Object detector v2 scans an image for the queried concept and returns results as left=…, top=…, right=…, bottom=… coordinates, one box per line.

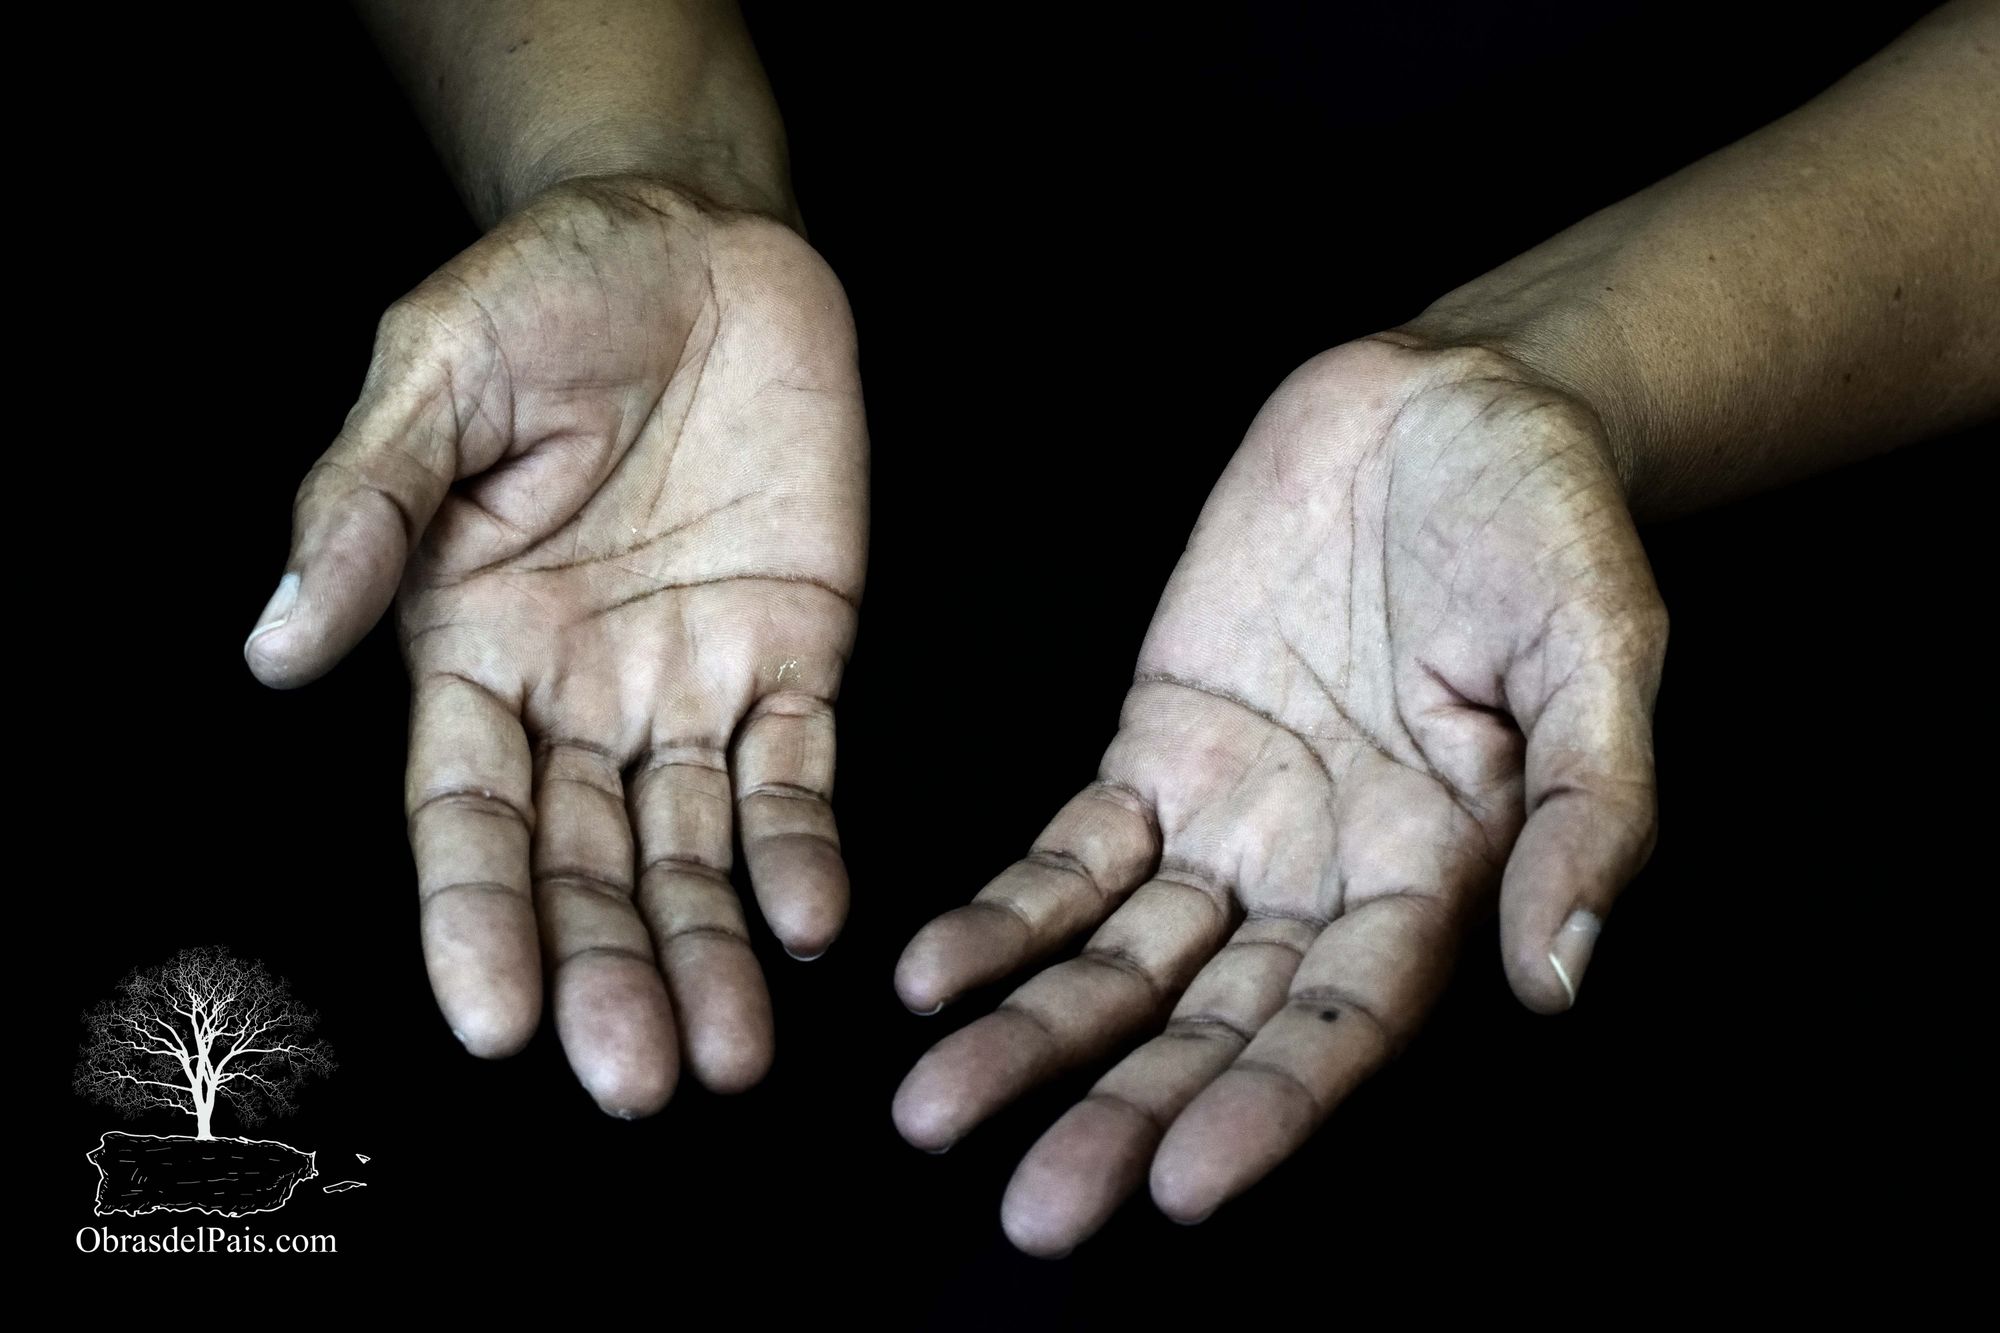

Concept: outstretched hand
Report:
left=893, top=336, right=1665, bottom=1252
left=245, top=176, right=867, bottom=1116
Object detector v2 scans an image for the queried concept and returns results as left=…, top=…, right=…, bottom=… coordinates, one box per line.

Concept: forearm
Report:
left=353, top=0, right=794, bottom=229
left=1400, top=0, right=2000, bottom=518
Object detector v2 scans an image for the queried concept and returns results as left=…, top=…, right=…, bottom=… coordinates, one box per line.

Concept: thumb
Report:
left=1498, top=602, right=1668, bottom=1013
left=243, top=307, right=465, bottom=689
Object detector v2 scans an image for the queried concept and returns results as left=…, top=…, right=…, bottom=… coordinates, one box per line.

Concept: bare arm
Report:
left=1404, top=0, right=2000, bottom=517
left=353, top=0, right=795, bottom=228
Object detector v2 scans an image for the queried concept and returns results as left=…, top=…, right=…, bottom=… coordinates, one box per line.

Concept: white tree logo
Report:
left=75, top=946, right=334, bottom=1138
left=75, top=947, right=346, bottom=1217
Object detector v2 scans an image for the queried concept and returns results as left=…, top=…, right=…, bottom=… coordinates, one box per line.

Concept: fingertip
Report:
left=999, top=1209, right=1075, bottom=1261
left=1001, top=1099, right=1152, bottom=1257
left=690, top=1031, right=773, bottom=1095
left=656, top=933, right=774, bottom=1094
left=683, top=977, right=775, bottom=1095
left=1151, top=1073, right=1311, bottom=1224
left=242, top=574, right=327, bottom=689
left=1147, top=1150, right=1222, bottom=1227
left=1001, top=1165, right=1079, bottom=1259
left=891, top=1062, right=957, bottom=1153
left=769, top=897, right=845, bottom=963
left=423, top=894, right=542, bottom=1059
left=895, top=905, right=1022, bottom=1014
left=551, top=956, right=682, bottom=1114
left=591, top=1065, right=676, bottom=1120
left=1503, top=907, right=1602, bottom=1015
left=446, top=1001, right=540, bottom=1060
left=1502, top=937, right=1573, bottom=1014
left=748, top=834, right=851, bottom=959
left=433, top=951, right=542, bottom=1060
left=244, top=632, right=326, bottom=691
left=892, top=935, right=948, bottom=1014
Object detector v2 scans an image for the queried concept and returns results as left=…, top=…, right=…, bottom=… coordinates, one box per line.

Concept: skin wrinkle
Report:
left=1023, top=846, right=1103, bottom=893
left=409, top=275, right=517, bottom=475
left=1082, top=1088, right=1171, bottom=1134
left=1273, top=626, right=1493, bottom=853
left=538, top=773, right=626, bottom=809
left=964, top=895, right=1040, bottom=939
left=1285, top=984, right=1400, bottom=1047
left=579, top=570, right=860, bottom=623
left=628, top=744, right=730, bottom=780
left=1405, top=400, right=1546, bottom=605
left=303, top=457, right=430, bottom=545
left=408, top=788, right=534, bottom=832
left=1129, top=670, right=1342, bottom=787
left=535, top=733, right=620, bottom=761
left=639, top=853, right=732, bottom=882
left=1342, top=479, right=1358, bottom=694
left=1165, top=1013, right=1258, bottom=1047
left=740, top=779, right=831, bottom=802
left=418, top=879, right=527, bottom=907
left=656, top=922, right=754, bottom=948
left=1137, top=876, right=1234, bottom=935
left=537, top=869, right=633, bottom=901
left=416, top=667, right=529, bottom=714
left=995, top=1001, right=1064, bottom=1059
left=552, top=943, right=654, bottom=971
left=1075, top=947, right=1171, bottom=1006
left=638, top=294, right=717, bottom=523
left=512, top=489, right=759, bottom=573
left=1086, top=778, right=1164, bottom=840
left=1227, top=1059, right=1328, bottom=1122
left=1242, top=906, right=1332, bottom=929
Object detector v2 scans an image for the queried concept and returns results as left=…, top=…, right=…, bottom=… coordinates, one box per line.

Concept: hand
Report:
left=244, top=176, right=867, bottom=1116
left=892, top=336, right=1666, bottom=1252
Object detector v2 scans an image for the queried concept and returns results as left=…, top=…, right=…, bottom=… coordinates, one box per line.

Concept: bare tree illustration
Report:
left=74, top=947, right=335, bottom=1140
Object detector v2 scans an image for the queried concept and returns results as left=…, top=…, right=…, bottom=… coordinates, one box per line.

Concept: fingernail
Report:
left=245, top=573, right=301, bottom=650
left=450, top=1027, right=471, bottom=1048
left=923, top=1141, right=953, bottom=1155
left=1173, top=1207, right=1216, bottom=1227
left=610, top=1108, right=642, bottom=1122
left=1548, top=908, right=1602, bottom=1008
left=784, top=946, right=826, bottom=962
left=914, top=1001, right=944, bottom=1017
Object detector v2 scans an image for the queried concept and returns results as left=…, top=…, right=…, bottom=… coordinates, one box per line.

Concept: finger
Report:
left=244, top=305, right=463, bottom=689
left=533, top=740, right=677, bottom=1118
left=894, top=781, right=1159, bottom=1014
left=406, top=672, right=541, bottom=1057
left=892, top=870, right=1231, bottom=1152
left=1001, top=913, right=1314, bottom=1256
left=1500, top=612, right=1667, bottom=1013
left=1150, top=890, right=1461, bottom=1223
left=732, top=693, right=847, bottom=959
left=631, top=743, right=773, bottom=1093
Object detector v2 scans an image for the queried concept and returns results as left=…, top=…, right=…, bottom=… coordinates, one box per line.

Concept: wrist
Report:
left=500, top=118, right=800, bottom=233
left=1391, top=275, right=1654, bottom=510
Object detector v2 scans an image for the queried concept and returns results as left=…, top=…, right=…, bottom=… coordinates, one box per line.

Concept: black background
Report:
left=43, top=0, right=1983, bottom=1310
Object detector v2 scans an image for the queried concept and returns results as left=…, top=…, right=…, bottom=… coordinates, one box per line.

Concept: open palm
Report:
left=893, top=336, right=1665, bottom=1252
left=245, top=177, right=866, bottom=1115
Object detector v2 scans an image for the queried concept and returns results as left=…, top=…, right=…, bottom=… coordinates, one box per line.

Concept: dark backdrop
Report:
left=43, top=0, right=1979, bottom=1311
